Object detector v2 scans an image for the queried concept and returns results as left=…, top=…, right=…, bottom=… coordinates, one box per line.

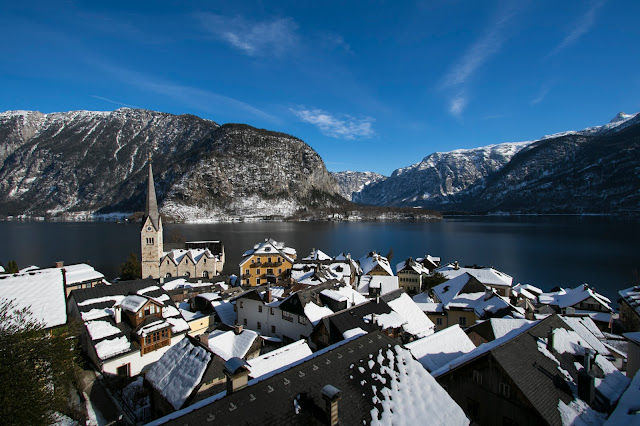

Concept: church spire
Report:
left=144, top=153, right=160, bottom=230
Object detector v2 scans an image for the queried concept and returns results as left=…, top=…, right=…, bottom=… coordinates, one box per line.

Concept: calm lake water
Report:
left=1, top=216, right=638, bottom=305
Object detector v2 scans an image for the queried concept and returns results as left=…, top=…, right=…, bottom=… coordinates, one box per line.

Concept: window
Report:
left=472, top=370, right=482, bottom=385
left=270, top=308, right=274, bottom=315
left=499, top=382, right=511, bottom=398
left=243, top=318, right=247, bottom=326
left=245, top=279, right=249, bottom=285
left=271, top=325, right=276, bottom=333
left=267, top=257, right=272, bottom=263
left=202, top=271, right=209, bottom=278
left=257, top=269, right=261, bottom=274
left=298, top=315, right=308, bottom=325
left=165, top=273, right=172, bottom=278
left=245, top=269, right=250, bottom=275
left=436, top=318, right=443, bottom=326
left=138, top=311, right=143, bottom=318
left=282, top=311, right=293, bottom=322
left=239, top=301, right=243, bottom=308
left=278, top=269, right=282, bottom=274
left=146, top=238, right=154, bottom=245
left=116, top=364, right=130, bottom=377
left=257, top=321, right=262, bottom=330
left=149, top=305, right=155, bottom=314
left=459, top=317, right=467, bottom=327
left=258, top=305, right=263, bottom=313
left=185, top=271, right=190, bottom=277
left=257, top=258, right=261, bottom=263
left=256, top=278, right=261, bottom=285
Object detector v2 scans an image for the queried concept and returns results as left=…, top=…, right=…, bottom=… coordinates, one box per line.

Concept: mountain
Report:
left=330, top=171, right=387, bottom=201
left=0, top=109, right=345, bottom=220
left=354, top=112, right=640, bottom=214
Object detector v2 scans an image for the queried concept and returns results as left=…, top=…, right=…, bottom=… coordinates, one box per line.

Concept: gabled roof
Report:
left=406, top=325, right=476, bottom=372
left=538, top=284, right=612, bottom=311
left=358, top=252, right=394, bottom=276
left=0, top=266, right=68, bottom=329
left=246, top=340, right=313, bottom=380
left=207, top=329, right=260, bottom=361
left=240, top=239, right=296, bottom=266
left=396, top=258, right=430, bottom=275
left=619, top=285, right=640, bottom=318
left=149, top=332, right=469, bottom=426
left=436, top=263, right=513, bottom=287
left=434, top=315, right=630, bottom=426
left=465, top=318, right=538, bottom=343
left=161, top=249, right=215, bottom=265
left=302, top=248, right=331, bottom=261
left=356, top=275, right=399, bottom=296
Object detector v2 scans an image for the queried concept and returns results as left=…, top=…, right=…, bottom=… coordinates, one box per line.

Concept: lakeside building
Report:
left=239, top=239, right=296, bottom=286
left=141, top=158, right=224, bottom=279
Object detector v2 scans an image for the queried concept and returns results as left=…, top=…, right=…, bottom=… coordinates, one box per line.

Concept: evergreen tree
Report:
left=120, top=252, right=142, bottom=280
left=422, top=272, right=447, bottom=292
left=5, top=260, right=18, bottom=274
left=0, top=299, right=80, bottom=425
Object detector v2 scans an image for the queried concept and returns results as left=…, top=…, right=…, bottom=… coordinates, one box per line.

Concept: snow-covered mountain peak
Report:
left=610, top=112, right=634, bottom=123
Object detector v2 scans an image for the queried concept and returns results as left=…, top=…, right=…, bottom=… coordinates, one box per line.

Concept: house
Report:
left=239, top=239, right=297, bottom=286
left=420, top=273, right=520, bottom=331
left=358, top=251, right=394, bottom=276
left=436, top=262, right=514, bottom=297
left=396, top=257, right=430, bottom=295
left=405, top=324, right=476, bottom=372
left=235, top=282, right=336, bottom=344
left=0, top=264, right=86, bottom=330
left=355, top=274, right=399, bottom=298
left=625, top=332, right=640, bottom=378
left=147, top=331, right=469, bottom=426
left=538, top=284, right=613, bottom=329
left=311, top=289, right=435, bottom=349
left=417, top=254, right=441, bottom=271
left=141, top=158, right=224, bottom=279
left=67, top=279, right=190, bottom=376
left=511, top=283, right=543, bottom=308
left=433, top=314, right=630, bottom=426
left=291, top=250, right=358, bottom=287
left=205, top=325, right=261, bottom=362
left=145, top=336, right=226, bottom=418
left=619, top=285, right=640, bottom=332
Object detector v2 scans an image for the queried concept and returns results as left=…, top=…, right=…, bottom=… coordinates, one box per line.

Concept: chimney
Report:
left=234, top=324, right=243, bottom=335
left=159, top=277, right=165, bottom=284
left=577, top=368, right=595, bottom=405
left=60, top=268, right=67, bottom=288
left=199, top=332, right=209, bottom=347
left=55, top=261, right=64, bottom=268
left=264, top=289, right=272, bottom=303
left=321, top=385, right=341, bottom=426
left=453, top=261, right=459, bottom=270
left=547, top=329, right=555, bottom=352
left=114, top=305, right=122, bottom=324
left=224, top=358, right=250, bottom=395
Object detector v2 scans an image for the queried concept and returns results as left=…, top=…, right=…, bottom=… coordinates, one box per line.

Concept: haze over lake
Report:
left=2, top=216, right=638, bottom=304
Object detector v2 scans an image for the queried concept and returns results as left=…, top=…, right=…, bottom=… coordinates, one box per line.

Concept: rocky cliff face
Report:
left=353, top=112, right=640, bottom=214
left=330, top=171, right=387, bottom=201
left=0, top=109, right=344, bottom=220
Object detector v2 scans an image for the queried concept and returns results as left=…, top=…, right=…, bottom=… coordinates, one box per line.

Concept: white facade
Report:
left=236, top=297, right=313, bottom=343
left=101, top=334, right=184, bottom=376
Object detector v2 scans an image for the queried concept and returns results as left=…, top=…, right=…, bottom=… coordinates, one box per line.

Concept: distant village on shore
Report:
left=1, top=161, right=639, bottom=425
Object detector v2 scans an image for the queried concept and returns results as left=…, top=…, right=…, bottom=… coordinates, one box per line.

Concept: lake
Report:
left=1, top=216, right=638, bottom=304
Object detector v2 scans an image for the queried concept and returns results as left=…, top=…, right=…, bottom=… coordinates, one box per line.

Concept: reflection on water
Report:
left=1, top=216, right=638, bottom=303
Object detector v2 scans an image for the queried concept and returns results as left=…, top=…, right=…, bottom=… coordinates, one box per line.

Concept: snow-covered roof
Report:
left=210, top=300, right=236, bottom=326
left=207, top=329, right=259, bottom=361
left=240, top=239, right=296, bottom=265
left=367, top=345, right=469, bottom=425
left=358, top=252, right=394, bottom=276
left=433, top=273, right=515, bottom=319
left=624, top=331, right=640, bottom=346
left=247, top=340, right=312, bottom=379
left=146, top=338, right=212, bottom=410
left=0, top=267, right=67, bottom=329
left=513, top=283, right=542, bottom=296
left=487, top=318, right=537, bottom=340
left=357, top=275, right=399, bottom=296
left=604, top=369, right=640, bottom=425
left=302, top=248, right=331, bottom=261
left=412, top=292, right=444, bottom=313
left=303, top=302, right=334, bottom=326
left=386, top=292, right=435, bottom=338
left=436, top=263, right=513, bottom=287
left=321, top=287, right=367, bottom=308
left=161, top=248, right=215, bottom=266
left=62, top=263, right=105, bottom=285
left=396, top=258, right=430, bottom=275
left=619, top=285, right=640, bottom=318
left=119, top=295, right=149, bottom=313
left=405, top=325, right=476, bottom=372
left=538, top=284, right=611, bottom=311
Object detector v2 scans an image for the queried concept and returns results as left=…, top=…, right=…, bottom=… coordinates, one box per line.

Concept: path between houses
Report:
left=77, top=369, right=124, bottom=425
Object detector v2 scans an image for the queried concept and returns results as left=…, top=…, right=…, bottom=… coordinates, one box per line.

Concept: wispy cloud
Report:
left=90, top=95, right=139, bottom=109
left=439, top=3, right=523, bottom=116
left=291, top=107, right=375, bottom=139
left=530, top=86, right=549, bottom=105
left=196, top=13, right=299, bottom=56
left=548, top=0, right=605, bottom=57
left=94, top=61, right=278, bottom=123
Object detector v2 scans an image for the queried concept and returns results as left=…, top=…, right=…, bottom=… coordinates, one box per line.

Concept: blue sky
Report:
left=1, top=1, right=639, bottom=176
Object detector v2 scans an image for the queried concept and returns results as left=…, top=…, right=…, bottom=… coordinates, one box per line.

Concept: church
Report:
left=140, top=158, right=225, bottom=279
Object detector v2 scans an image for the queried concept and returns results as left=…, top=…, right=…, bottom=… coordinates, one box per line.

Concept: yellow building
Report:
left=239, top=239, right=297, bottom=286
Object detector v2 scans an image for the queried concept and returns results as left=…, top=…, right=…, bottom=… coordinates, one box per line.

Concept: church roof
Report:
left=144, top=157, right=161, bottom=231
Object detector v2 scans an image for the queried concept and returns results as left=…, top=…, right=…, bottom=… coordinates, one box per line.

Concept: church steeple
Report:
left=144, top=154, right=160, bottom=231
